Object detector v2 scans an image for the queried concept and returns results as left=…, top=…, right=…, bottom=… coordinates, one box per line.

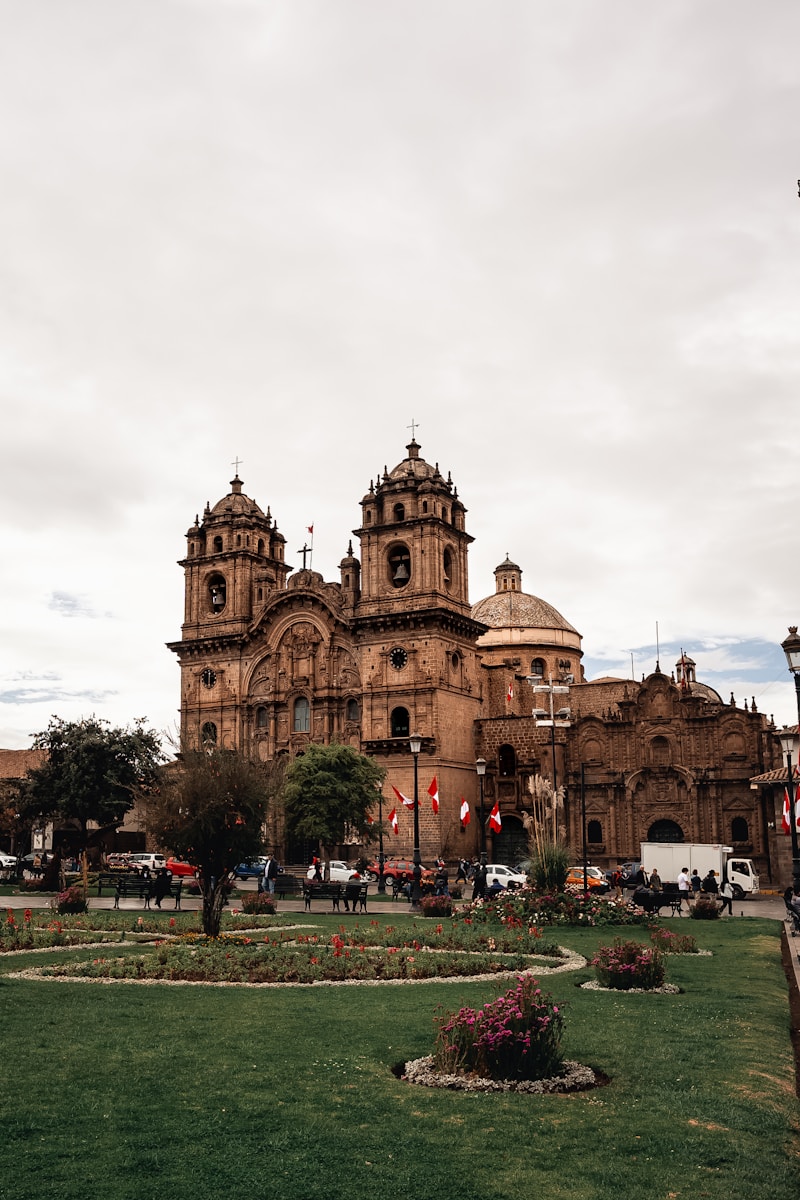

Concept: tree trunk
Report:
left=201, top=880, right=228, bottom=937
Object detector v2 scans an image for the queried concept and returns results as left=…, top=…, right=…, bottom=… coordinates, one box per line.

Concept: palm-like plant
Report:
left=522, top=775, right=569, bottom=892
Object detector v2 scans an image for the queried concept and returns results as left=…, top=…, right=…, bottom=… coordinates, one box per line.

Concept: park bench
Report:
left=631, top=884, right=683, bottom=917
left=273, top=873, right=302, bottom=899
left=302, top=880, right=369, bottom=913
left=113, top=874, right=183, bottom=910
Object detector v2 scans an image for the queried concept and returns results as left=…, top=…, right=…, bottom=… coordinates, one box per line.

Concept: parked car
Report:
left=165, top=858, right=199, bottom=878
left=105, top=853, right=132, bottom=872
left=127, top=853, right=166, bottom=875
left=366, top=858, right=434, bottom=884
left=484, top=863, right=528, bottom=889
left=232, top=858, right=268, bottom=880
left=305, top=860, right=360, bottom=883
left=0, top=852, right=18, bottom=870
left=565, top=865, right=610, bottom=893
left=605, top=861, right=642, bottom=889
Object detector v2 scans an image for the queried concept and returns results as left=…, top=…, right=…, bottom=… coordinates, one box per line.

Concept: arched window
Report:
left=213, top=536, right=223, bottom=554
left=388, top=545, right=411, bottom=588
left=441, top=506, right=448, bottom=522
left=531, top=658, right=545, bottom=678
left=443, top=547, right=453, bottom=591
left=346, top=698, right=360, bottom=722
left=201, top=721, right=217, bottom=745
left=647, top=819, right=684, bottom=843
left=391, top=707, right=410, bottom=738
left=255, top=707, right=268, bottom=729
left=293, top=697, right=310, bottom=733
left=208, top=573, right=226, bottom=614
left=731, top=816, right=749, bottom=842
left=498, top=744, right=516, bottom=776
left=650, top=736, right=670, bottom=767
left=587, top=819, right=603, bottom=844
left=257, top=538, right=265, bottom=554
left=393, top=503, right=405, bottom=522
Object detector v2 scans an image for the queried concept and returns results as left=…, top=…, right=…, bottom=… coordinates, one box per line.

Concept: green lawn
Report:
left=0, top=912, right=797, bottom=1200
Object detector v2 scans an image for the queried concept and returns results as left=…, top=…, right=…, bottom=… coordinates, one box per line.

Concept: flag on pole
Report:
left=783, top=786, right=792, bottom=833
left=307, top=524, right=314, bottom=536
left=392, top=784, right=415, bottom=809
left=507, top=680, right=514, bottom=703
left=428, top=776, right=439, bottom=814
left=489, top=801, right=502, bottom=833
left=388, top=808, right=399, bottom=835
left=460, top=798, right=470, bottom=827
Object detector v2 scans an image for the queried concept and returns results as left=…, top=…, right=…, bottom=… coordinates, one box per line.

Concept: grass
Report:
left=0, top=910, right=797, bottom=1200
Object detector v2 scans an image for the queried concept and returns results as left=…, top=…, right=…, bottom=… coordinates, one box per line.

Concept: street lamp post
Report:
left=780, top=628, right=800, bottom=893
left=376, top=786, right=386, bottom=894
left=527, top=673, right=571, bottom=793
left=409, top=732, right=422, bottom=907
left=476, top=758, right=487, bottom=865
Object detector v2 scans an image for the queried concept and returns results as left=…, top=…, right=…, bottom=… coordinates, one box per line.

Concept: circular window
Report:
left=390, top=647, right=408, bottom=670
left=201, top=668, right=217, bottom=689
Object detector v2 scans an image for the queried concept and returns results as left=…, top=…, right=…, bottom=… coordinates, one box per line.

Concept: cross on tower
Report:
left=232, top=456, right=243, bottom=475
left=407, top=418, right=420, bottom=440
left=298, top=543, right=312, bottom=569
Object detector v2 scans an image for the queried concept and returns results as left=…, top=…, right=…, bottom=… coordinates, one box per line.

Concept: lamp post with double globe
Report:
left=476, top=757, right=487, bottom=865
left=779, top=626, right=800, bottom=892
left=409, top=732, right=422, bottom=907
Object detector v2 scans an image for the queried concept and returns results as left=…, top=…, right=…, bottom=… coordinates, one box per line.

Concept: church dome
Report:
left=208, top=476, right=267, bottom=519
left=385, top=438, right=440, bottom=483
left=472, top=557, right=582, bottom=660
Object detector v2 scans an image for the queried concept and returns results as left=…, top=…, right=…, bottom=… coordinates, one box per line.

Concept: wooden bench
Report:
left=273, top=873, right=302, bottom=899
left=113, top=874, right=183, bottom=910
left=302, top=881, right=343, bottom=911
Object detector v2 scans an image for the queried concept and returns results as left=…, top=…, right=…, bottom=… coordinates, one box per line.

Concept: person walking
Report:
left=719, top=878, right=734, bottom=915
left=263, top=854, right=279, bottom=895
left=677, top=866, right=692, bottom=910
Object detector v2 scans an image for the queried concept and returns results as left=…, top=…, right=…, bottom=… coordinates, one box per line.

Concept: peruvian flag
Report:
left=507, top=680, right=514, bottom=703
left=489, top=801, right=502, bottom=833
left=428, top=776, right=439, bottom=814
left=392, top=784, right=416, bottom=809
left=388, top=808, right=399, bottom=835
left=783, top=782, right=800, bottom=833
left=460, top=798, right=470, bottom=827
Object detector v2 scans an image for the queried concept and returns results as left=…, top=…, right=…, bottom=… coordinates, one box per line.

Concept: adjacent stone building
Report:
left=169, top=438, right=784, bottom=879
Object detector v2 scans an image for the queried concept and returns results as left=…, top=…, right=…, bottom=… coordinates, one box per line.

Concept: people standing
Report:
left=648, top=868, right=662, bottom=892
left=677, top=866, right=691, bottom=910
left=263, top=854, right=279, bottom=894
left=701, top=869, right=719, bottom=896
left=632, top=865, right=649, bottom=889
left=690, top=869, right=703, bottom=897
left=472, top=860, right=487, bottom=902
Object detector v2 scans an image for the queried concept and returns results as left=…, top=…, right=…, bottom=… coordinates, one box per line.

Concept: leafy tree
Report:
left=19, top=716, right=165, bottom=867
left=149, top=748, right=282, bottom=937
left=283, top=742, right=385, bottom=870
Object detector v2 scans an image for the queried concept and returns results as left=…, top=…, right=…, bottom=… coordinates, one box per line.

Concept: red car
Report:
left=165, top=858, right=199, bottom=878
left=367, top=858, right=434, bottom=884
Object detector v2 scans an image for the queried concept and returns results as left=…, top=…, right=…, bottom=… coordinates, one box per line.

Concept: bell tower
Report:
left=353, top=439, right=486, bottom=847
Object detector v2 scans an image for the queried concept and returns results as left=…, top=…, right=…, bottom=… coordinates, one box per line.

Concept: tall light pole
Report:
left=409, top=732, right=422, bottom=907
left=476, top=757, right=487, bottom=865
left=780, top=627, right=800, bottom=892
left=527, top=672, right=572, bottom=792
left=376, top=786, right=386, bottom=894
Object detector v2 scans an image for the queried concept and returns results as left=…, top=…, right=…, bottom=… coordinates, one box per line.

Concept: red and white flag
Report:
left=392, top=784, right=415, bottom=809
left=489, top=801, right=502, bottom=833
left=307, top=524, right=314, bottom=535
left=507, top=680, right=514, bottom=703
left=388, top=808, right=399, bottom=835
left=783, top=783, right=800, bottom=833
left=428, top=776, right=439, bottom=814
left=460, top=798, right=470, bottom=827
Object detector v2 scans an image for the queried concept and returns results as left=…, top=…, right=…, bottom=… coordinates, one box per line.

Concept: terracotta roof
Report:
left=0, top=749, right=45, bottom=780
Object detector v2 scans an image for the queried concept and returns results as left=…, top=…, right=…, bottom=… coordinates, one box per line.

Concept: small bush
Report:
left=54, top=885, right=88, bottom=915
left=690, top=898, right=720, bottom=920
left=649, top=926, right=698, bottom=954
left=591, top=938, right=665, bottom=990
left=239, top=892, right=277, bottom=916
left=420, top=894, right=453, bottom=918
left=448, top=884, right=463, bottom=900
left=433, top=976, right=565, bottom=1081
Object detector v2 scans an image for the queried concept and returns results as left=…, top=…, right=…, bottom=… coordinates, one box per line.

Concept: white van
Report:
left=128, top=853, right=166, bottom=875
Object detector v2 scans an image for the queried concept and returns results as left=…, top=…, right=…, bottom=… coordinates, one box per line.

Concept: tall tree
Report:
left=149, top=748, right=282, bottom=937
left=283, top=741, right=385, bottom=870
left=20, top=716, right=165, bottom=856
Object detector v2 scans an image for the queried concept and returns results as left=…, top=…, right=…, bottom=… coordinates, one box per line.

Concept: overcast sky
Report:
left=2, top=0, right=800, bottom=750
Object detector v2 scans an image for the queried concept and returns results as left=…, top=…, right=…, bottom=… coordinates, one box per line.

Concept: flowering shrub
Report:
left=649, top=926, right=698, bottom=954
left=433, top=976, right=565, bottom=1081
left=54, top=885, right=88, bottom=915
left=419, top=894, right=453, bottom=918
left=690, top=898, right=720, bottom=921
left=466, top=888, right=652, bottom=928
left=240, top=892, right=277, bottom=916
left=591, top=939, right=665, bottom=990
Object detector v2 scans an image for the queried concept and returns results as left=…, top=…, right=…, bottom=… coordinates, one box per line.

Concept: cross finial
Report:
left=232, top=456, right=243, bottom=475
left=407, top=418, right=420, bottom=440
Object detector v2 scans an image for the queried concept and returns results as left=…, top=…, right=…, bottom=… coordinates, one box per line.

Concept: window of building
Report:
left=587, top=819, right=603, bottom=844
left=387, top=544, right=411, bottom=588
left=207, top=574, right=227, bottom=614
left=346, top=698, right=360, bottom=722
left=498, top=744, right=516, bottom=776
left=257, top=539, right=265, bottom=555
left=293, top=697, right=310, bottom=733
left=731, top=816, right=749, bottom=842
left=393, top=503, right=405, bottom=522
left=201, top=721, right=217, bottom=745
left=650, top=736, right=671, bottom=767
left=443, top=547, right=453, bottom=591
left=255, top=707, right=268, bottom=729
left=213, top=536, right=223, bottom=553
left=647, top=819, right=684, bottom=843
left=391, top=707, right=410, bottom=738
left=531, top=658, right=545, bottom=678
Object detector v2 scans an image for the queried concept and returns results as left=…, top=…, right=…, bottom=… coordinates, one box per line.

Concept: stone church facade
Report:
left=169, top=438, right=783, bottom=879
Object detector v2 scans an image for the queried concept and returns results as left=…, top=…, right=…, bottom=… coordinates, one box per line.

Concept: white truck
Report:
left=640, top=843, right=759, bottom=899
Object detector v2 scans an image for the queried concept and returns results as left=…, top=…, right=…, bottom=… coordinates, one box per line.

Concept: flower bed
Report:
left=591, top=939, right=665, bottom=991
left=464, top=889, right=653, bottom=928
left=239, top=892, right=277, bottom=916
left=419, top=894, right=453, bottom=918
left=648, top=926, right=699, bottom=954
left=690, top=898, right=720, bottom=920
left=432, top=976, right=565, bottom=1081
left=55, top=885, right=88, bottom=915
